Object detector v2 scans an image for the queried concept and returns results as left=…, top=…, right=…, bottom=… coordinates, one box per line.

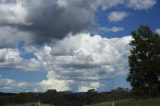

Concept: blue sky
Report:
left=96, top=1, right=160, bottom=37
left=0, top=0, right=160, bottom=93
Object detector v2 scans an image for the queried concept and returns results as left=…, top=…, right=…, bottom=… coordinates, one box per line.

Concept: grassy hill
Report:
left=91, top=98, right=160, bottom=106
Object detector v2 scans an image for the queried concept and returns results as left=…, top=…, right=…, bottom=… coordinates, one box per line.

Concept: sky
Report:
left=0, top=0, right=160, bottom=93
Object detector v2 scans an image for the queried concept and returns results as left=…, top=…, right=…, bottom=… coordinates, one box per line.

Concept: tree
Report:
left=106, top=87, right=131, bottom=100
left=127, top=26, right=160, bottom=97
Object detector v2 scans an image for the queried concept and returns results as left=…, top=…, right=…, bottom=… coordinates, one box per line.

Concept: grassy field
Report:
left=4, top=98, right=160, bottom=106
left=5, top=103, right=50, bottom=106
left=91, top=98, right=160, bottom=106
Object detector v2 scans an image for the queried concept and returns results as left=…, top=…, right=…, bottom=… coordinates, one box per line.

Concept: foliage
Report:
left=127, top=26, right=160, bottom=97
left=106, top=87, right=131, bottom=101
left=82, top=89, right=100, bottom=105
left=0, top=88, right=132, bottom=106
left=39, top=89, right=70, bottom=106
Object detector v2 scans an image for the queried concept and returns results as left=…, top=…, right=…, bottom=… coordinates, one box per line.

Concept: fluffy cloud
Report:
left=0, top=76, right=31, bottom=92
left=49, top=33, right=131, bottom=80
left=92, top=0, right=125, bottom=10
left=78, top=82, right=104, bottom=92
left=0, top=0, right=157, bottom=47
left=0, top=33, right=131, bottom=91
left=127, top=0, right=156, bottom=10
left=39, top=71, right=73, bottom=91
left=0, top=0, right=158, bottom=92
left=0, top=0, right=28, bottom=25
left=0, top=48, right=23, bottom=68
left=0, top=48, right=42, bottom=71
left=156, top=28, right=160, bottom=35
left=0, top=26, right=33, bottom=48
left=35, top=33, right=131, bottom=91
left=108, top=11, right=128, bottom=22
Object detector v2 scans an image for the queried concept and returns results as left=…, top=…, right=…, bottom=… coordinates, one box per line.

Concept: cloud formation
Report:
left=108, top=11, right=128, bottom=22
left=99, top=26, right=124, bottom=32
left=39, top=71, right=73, bottom=91
left=127, top=0, right=156, bottom=10
left=156, top=28, right=160, bottom=35
left=0, top=0, right=28, bottom=25
left=0, top=0, right=157, bottom=92
left=0, top=33, right=131, bottom=91
left=0, top=0, right=156, bottom=47
left=0, top=76, right=31, bottom=92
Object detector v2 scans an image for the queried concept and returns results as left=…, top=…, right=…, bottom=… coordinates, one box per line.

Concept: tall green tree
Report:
left=127, top=26, right=160, bottom=96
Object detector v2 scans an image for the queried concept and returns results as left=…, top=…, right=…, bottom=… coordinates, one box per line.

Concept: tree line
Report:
left=0, top=88, right=131, bottom=106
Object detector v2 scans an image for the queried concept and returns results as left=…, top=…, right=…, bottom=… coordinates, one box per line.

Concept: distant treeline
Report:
left=0, top=88, right=132, bottom=106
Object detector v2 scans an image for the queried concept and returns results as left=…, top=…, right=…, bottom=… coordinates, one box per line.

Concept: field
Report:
left=4, top=98, right=160, bottom=106
left=91, top=98, right=160, bottom=106
left=5, top=103, right=50, bottom=106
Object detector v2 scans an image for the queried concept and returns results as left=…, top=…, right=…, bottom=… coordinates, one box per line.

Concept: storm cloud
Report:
left=0, top=0, right=96, bottom=45
left=0, top=0, right=157, bottom=47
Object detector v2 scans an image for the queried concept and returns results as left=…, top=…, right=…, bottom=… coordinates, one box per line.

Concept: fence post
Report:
left=38, top=100, right=40, bottom=106
left=112, top=101, right=114, bottom=106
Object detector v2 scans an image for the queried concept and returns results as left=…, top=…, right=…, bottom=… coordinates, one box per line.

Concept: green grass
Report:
left=91, top=98, right=160, bottom=106
left=5, top=98, right=160, bottom=106
left=91, top=102, right=112, bottom=106
left=6, top=103, right=51, bottom=106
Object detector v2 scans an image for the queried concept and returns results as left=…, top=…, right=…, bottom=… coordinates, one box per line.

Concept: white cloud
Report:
left=0, top=0, right=28, bottom=25
left=0, top=76, right=31, bottom=92
left=0, top=33, right=132, bottom=80
left=92, top=0, right=125, bottom=10
left=156, top=28, right=160, bottom=35
left=108, top=11, right=128, bottom=22
left=127, top=0, right=156, bottom=10
left=0, top=33, right=132, bottom=91
left=48, top=33, right=131, bottom=79
left=39, top=71, right=73, bottom=91
left=0, top=48, right=23, bottom=67
left=0, top=0, right=156, bottom=48
left=0, top=48, right=42, bottom=71
left=110, top=26, right=124, bottom=32
left=56, top=0, right=68, bottom=8
left=0, top=26, right=33, bottom=48
left=78, top=82, right=104, bottom=92
left=99, top=26, right=124, bottom=32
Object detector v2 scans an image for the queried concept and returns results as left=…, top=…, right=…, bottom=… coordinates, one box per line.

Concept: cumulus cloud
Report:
left=108, top=11, right=128, bottom=22
left=0, top=26, right=33, bottom=48
left=0, top=48, right=23, bottom=68
left=33, top=33, right=131, bottom=91
left=0, top=0, right=158, bottom=92
left=0, top=33, right=131, bottom=91
left=92, top=0, right=125, bottom=10
left=78, top=81, right=104, bottom=92
left=0, top=76, right=31, bottom=92
left=19, top=33, right=131, bottom=80
left=0, top=33, right=131, bottom=80
left=127, top=0, right=156, bottom=10
left=156, top=28, right=160, bottom=35
left=0, top=48, right=42, bottom=71
left=44, top=33, right=131, bottom=80
left=39, top=71, right=73, bottom=91
left=0, top=0, right=157, bottom=47
left=0, top=0, right=28, bottom=25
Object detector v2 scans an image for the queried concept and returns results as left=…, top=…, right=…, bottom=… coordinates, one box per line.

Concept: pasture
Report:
left=4, top=98, right=160, bottom=106
left=91, top=98, right=160, bottom=106
left=5, top=103, right=50, bottom=106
